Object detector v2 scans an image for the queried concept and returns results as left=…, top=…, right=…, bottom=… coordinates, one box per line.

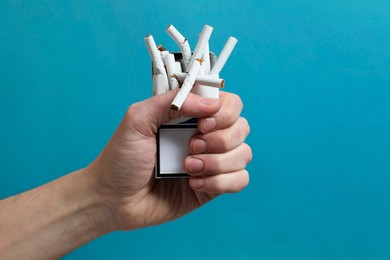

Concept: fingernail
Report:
left=199, top=97, right=218, bottom=105
left=192, top=138, right=208, bottom=154
left=190, top=177, right=205, bottom=190
left=203, top=117, right=217, bottom=132
left=187, top=158, right=204, bottom=175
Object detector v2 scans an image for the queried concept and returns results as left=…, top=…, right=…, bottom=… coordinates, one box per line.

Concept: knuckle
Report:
left=229, top=170, right=250, bottom=193
left=224, top=171, right=250, bottom=193
left=237, top=170, right=250, bottom=191
left=240, top=117, right=250, bottom=135
left=202, top=155, right=222, bottom=174
left=242, top=143, right=253, bottom=164
left=233, top=93, right=244, bottom=111
left=125, top=103, right=141, bottom=122
left=227, top=92, right=242, bottom=106
left=217, top=132, right=232, bottom=151
left=213, top=158, right=224, bottom=173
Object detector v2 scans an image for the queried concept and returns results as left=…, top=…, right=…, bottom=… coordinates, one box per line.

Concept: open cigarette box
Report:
left=145, top=24, right=237, bottom=179
left=155, top=52, right=217, bottom=179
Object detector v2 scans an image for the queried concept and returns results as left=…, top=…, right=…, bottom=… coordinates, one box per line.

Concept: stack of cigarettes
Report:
left=144, top=24, right=238, bottom=110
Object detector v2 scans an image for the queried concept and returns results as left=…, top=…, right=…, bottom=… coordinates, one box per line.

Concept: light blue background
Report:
left=1, top=1, right=390, bottom=259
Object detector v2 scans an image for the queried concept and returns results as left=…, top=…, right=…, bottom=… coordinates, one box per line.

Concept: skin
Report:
left=0, top=89, right=252, bottom=259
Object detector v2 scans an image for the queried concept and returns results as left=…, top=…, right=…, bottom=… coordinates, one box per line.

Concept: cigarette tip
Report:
left=157, top=45, right=166, bottom=51
left=170, top=104, right=179, bottom=111
left=221, top=80, right=225, bottom=88
left=144, top=34, right=152, bottom=39
left=166, top=24, right=172, bottom=31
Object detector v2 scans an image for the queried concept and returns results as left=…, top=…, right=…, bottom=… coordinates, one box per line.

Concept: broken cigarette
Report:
left=210, top=36, right=238, bottom=75
left=170, top=59, right=203, bottom=110
left=144, top=35, right=166, bottom=76
left=186, top=25, right=213, bottom=72
left=166, top=25, right=192, bottom=71
left=164, top=53, right=180, bottom=90
left=174, top=72, right=224, bottom=88
left=144, top=35, right=169, bottom=95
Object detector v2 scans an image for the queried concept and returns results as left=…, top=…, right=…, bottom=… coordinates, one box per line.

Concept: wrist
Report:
left=0, top=166, right=119, bottom=259
left=75, top=166, right=120, bottom=234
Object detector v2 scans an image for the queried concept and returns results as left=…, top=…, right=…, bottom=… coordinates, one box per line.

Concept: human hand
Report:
left=89, top=89, right=252, bottom=231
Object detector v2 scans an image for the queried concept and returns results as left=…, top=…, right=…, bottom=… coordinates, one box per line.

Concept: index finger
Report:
left=197, top=91, right=243, bottom=134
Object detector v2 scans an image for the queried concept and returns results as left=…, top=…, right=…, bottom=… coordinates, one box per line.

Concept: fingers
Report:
left=197, top=91, right=243, bottom=134
left=123, top=89, right=221, bottom=136
left=179, top=93, right=222, bottom=119
left=189, top=117, right=250, bottom=154
left=184, top=92, right=251, bottom=194
left=189, top=170, right=250, bottom=193
left=185, top=143, right=252, bottom=176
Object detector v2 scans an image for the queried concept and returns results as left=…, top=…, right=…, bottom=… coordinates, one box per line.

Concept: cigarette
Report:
left=175, top=61, right=182, bottom=73
left=186, top=25, right=213, bottom=72
left=158, top=45, right=170, bottom=60
left=152, top=74, right=169, bottom=95
left=144, top=35, right=167, bottom=76
left=201, top=40, right=211, bottom=74
left=210, top=52, right=217, bottom=69
left=210, top=36, right=238, bottom=75
left=164, top=53, right=180, bottom=90
left=170, top=59, right=203, bottom=110
left=166, top=25, right=192, bottom=70
left=174, top=72, right=224, bottom=88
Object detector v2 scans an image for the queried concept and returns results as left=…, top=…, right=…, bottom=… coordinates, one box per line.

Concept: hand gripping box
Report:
left=155, top=52, right=218, bottom=179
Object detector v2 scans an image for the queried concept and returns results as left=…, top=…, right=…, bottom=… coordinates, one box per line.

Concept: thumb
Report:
left=124, top=89, right=221, bottom=137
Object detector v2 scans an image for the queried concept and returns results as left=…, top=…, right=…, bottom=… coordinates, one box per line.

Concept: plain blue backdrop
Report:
left=1, top=1, right=390, bottom=259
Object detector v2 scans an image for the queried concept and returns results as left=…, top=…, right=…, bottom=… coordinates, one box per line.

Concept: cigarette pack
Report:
left=155, top=52, right=217, bottom=179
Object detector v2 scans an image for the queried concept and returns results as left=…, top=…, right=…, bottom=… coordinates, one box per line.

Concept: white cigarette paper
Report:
left=166, top=25, right=192, bottom=70
left=210, top=36, right=238, bottom=75
left=152, top=74, right=169, bottom=95
left=164, top=54, right=180, bottom=90
left=201, top=41, right=211, bottom=74
left=175, top=62, right=182, bottom=73
left=174, top=72, right=224, bottom=88
left=170, top=59, right=203, bottom=110
left=144, top=35, right=167, bottom=76
left=187, top=25, right=213, bottom=72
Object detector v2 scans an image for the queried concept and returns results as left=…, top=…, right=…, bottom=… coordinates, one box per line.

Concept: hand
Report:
left=90, top=89, right=252, bottom=231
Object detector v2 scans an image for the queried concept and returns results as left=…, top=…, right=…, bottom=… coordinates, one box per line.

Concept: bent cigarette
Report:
left=174, top=72, right=224, bottom=88
left=144, top=35, right=166, bottom=76
left=170, top=59, right=203, bottom=110
left=164, top=54, right=180, bottom=90
left=210, top=36, right=238, bottom=75
left=166, top=25, right=192, bottom=70
left=187, top=25, right=213, bottom=72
